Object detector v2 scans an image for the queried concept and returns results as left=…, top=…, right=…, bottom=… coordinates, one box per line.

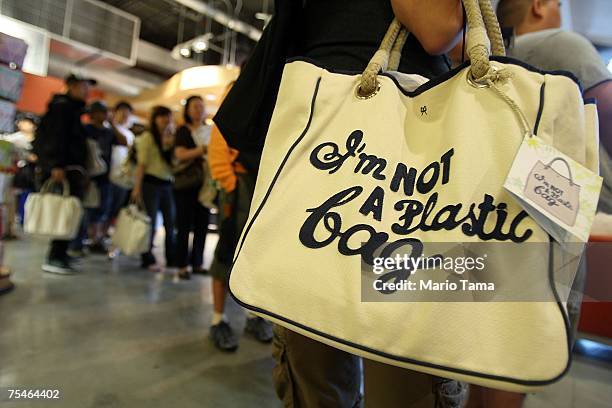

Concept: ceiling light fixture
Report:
left=193, top=40, right=208, bottom=52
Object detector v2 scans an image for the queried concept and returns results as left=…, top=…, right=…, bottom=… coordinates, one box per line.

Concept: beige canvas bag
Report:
left=229, top=0, right=599, bottom=392
left=112, top=204, right=151, bottom=257
left=24, top=180, right=83, bottom=239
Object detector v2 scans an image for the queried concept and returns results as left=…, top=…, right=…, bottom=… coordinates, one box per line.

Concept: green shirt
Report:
left=136, top=131, right=173, bottom=181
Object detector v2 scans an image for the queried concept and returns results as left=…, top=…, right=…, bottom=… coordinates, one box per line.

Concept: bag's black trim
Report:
left=583, top=97, right=597, bottom=105
left=547, top=238, right=574, bottom=375
left=534, top=82, right=546, bottom=136
left=286, top=55, right=583, bottom=97
left=228, top=75, right=572, bottom=388
left=230, top=77, right=322, bottom=263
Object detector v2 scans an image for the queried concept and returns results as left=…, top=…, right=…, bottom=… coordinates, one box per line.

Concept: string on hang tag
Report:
left=481, top=68, right=534, bottom=138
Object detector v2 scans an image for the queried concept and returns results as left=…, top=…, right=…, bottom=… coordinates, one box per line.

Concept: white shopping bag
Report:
left=112, top=205, right=151, bottom=256
left=24, top=180, right=83, bottom=239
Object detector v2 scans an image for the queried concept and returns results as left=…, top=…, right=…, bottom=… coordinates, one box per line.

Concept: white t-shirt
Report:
left=110, top=123, right=135, bottom=172
left=192, top=125, right=212, bottom=147
left=1, top=131, right=33, bottom=152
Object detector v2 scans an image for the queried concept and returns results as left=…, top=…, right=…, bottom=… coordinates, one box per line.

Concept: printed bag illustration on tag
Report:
left=524, top=158, right=580, bottom=227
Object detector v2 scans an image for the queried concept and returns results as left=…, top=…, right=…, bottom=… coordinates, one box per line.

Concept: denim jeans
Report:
left=141, top=176, right=176, bottom=266
left=174, top=187, right=210, bottom=269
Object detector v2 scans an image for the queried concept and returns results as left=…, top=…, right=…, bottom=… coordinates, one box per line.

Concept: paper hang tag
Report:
left=504, top=134, right=602, bottom=245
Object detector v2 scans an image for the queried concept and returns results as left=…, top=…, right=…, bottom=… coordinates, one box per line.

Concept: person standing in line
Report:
left=2, top=116, right=38, bottom=234
left=108, top=101, right=135, bottom=228
left=206, top=84, right=274, bottom=352
left=82, top=101, right=127, bottom=254
left=0, top=139, right=18, bottom=242
left=497, top=0, right=612, bottom=211
left=173, top=95, right=211, bottom=280
left=33, top=74, right=95, bottom=275
left=131, top=106, right=177, bottom=271
left=486, top=2, right=612, bottom=407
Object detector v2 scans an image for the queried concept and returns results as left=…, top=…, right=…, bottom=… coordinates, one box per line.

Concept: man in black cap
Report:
left=33, top=73, right=96, bottom=274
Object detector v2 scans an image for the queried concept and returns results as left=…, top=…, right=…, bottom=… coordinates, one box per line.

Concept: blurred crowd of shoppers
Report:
left=0, top=71, right=273, bottom=354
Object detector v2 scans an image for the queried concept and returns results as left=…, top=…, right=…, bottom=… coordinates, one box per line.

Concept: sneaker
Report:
left=209, top=321, right=239, bottom=352
left=244, top=317, right=273, bottom=343
left=192, top=267, right=208, bottom=275
left=89, top=241, right=108, bottom=254
left=177, top=270, right=191, bottom=280
left=107, top=248, right=120, bottom=260
left=42, top=259, right=76, bottom=275
left=67, top=249, right=86, bottom=259
left=141, top=253, right=157, bottom=269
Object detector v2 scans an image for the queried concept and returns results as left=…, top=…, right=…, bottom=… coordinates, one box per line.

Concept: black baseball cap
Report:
left=65, top=73, right=97, bottom=86
left=88, top=101, right=108, bottom=113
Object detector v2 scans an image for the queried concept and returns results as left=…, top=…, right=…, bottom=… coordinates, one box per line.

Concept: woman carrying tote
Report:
left=131, top=106, right=177, bottom=271
left=173, top=95, right=212, bottom=280
left=214, top=0, right=526, bottom=407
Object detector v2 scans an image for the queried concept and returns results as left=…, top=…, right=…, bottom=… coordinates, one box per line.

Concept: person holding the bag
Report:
left=131, top=106, right=177, bottom=271
left=173, top=95, right=211, bottom=280
left=33, top=73, right=95, bottom=275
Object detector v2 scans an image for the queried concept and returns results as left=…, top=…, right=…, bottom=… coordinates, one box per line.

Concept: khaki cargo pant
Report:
left=272, top=325, right=464, bottom=408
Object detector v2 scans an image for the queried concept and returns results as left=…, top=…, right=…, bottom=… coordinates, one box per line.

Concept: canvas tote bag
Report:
left=109, top=148, right=136, bottom=189
left=112, top=204, right=151, bottom=256
left=86, top=138, right=108, bottom=177
left=24, top=180, right=83, bottom=239
left=229, top=0, right=599, bottom=392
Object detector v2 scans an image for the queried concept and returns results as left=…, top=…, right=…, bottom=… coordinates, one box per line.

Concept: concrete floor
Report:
left=0, top=234, right=279, bottom=408
left=1, top=233, right=611, bottom=407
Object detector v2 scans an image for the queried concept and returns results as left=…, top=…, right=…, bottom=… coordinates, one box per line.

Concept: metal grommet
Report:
left=466, top=65, right=499, bottom=89
left=356, top=81, right=381, bottom=100
left=466, top=70, right=490, bottom=88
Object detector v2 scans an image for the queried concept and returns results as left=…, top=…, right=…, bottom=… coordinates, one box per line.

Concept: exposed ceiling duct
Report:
left=0, top=0, right=140, bottom=69
left=171, top=0, right=263, bottom=42
left=47, top=54, right=158, bottom=96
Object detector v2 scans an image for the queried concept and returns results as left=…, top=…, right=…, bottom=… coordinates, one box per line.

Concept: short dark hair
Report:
left=115, top=101, right=133, bottom=112
left=497, top=0, right=533, bottom=28
left=15, top=113, right=37, bottom=126
left=183, top=95, right=204, bottom=125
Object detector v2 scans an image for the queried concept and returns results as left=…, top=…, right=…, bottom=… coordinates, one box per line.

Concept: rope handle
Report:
left=39, top=179, right=71, bottom=197
left=128, top=198, right=146, bottom=212
left=358, top=18, right=403, bottom=97
left=388, top=29, right=409, bottom=72
left=544, top=157, right=576, bottom=186
left=359, top=0, right=506, bottom=97
left=465, top=0, right=505, bottom=80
